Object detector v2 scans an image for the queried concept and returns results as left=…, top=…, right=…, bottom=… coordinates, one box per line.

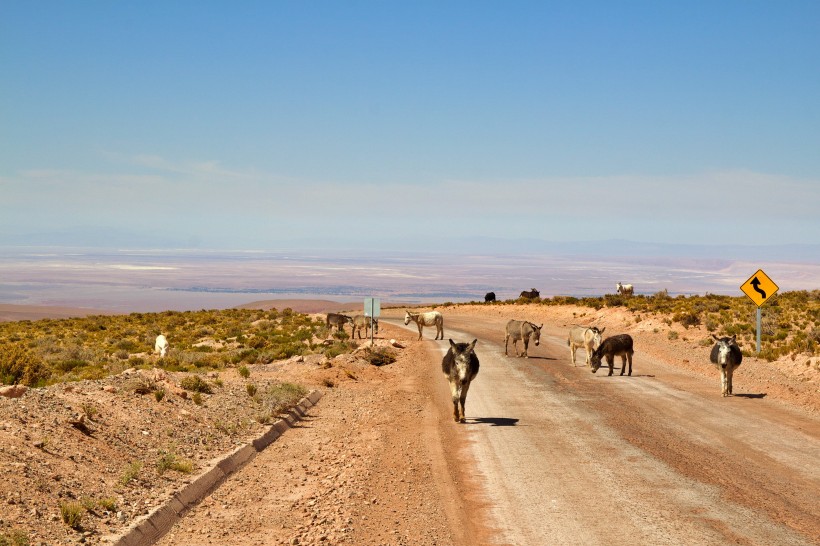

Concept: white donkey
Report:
left=404, top=310, right=444, bottom=340
left=154, top=334, right=169, bottom=358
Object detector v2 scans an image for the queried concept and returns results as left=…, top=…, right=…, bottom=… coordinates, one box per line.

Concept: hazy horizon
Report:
left=1, top=245, right=817, bottom=313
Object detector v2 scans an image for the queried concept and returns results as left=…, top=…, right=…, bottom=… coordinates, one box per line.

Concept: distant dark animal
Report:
left=351, top=315, right=379, bottom=339
left=504, top=320, right=543, bottom=358
left=567, top=326, right=605, bottom=367
left=616, top=282, right=634, bottom=296
left=404, top=310, right=444, bottom=340
left=326, top=313, right=354, bottom=336
left=710, top=334, right=743, bottom=397
left=590, top=334, right=634, bottom=376
left=441, top=339, right=479, bottom=423
left=484, top=292, right=496, bottom=302
left=519, top=288, right=540, bottom=299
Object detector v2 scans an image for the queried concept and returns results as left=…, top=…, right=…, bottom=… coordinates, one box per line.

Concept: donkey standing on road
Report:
left=404, top=310, right=444, bottom=340
left=710, top=334, right=743, bottom=396
left=504, top=320, right=543, bottom=358
left=590, top=334, right=634, bottom=376
left=442, top=339, right=479, bottom=423
left=567, top=326, right=605, bottom=367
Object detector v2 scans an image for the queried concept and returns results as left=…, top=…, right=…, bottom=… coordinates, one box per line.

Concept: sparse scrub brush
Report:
left=180, top=375, right=213, bottom=393
left=59, top=501, right=84, bottom=529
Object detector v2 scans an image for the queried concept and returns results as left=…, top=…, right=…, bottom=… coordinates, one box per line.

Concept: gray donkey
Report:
left=504, top=320, right=543, bottom=358
left=710, top=334, right=742, bottom=396
left=442, top=339, right=479, bottom=423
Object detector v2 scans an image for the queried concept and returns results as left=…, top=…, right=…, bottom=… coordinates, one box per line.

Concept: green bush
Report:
left=0, top=344, right=49, bottom=386
left=180, top=375, right=213, bottom=394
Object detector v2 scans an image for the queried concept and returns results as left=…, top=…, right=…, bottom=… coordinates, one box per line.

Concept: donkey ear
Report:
left=711, top=334, right=720, bottom=341
left=600, top=327, right=606, bottom=334
left=730, top=334, right=737, bottom=343
left=449, top=339, right=457, bottom=348
left=468, top=339, right=477, bottom=351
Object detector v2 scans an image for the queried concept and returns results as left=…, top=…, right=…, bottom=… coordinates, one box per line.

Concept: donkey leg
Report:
left=721, top=368, right=729, bottom=396
left=418, top=325, right=423, bottom=340
left=504, top=334, right=510, bottom=356
left=627, top=353, right=633, bottom=376
left=620, top=355, right=626, bottom=376
left=523, top=339, right=529, bottom=358
left=607, top=356, right=614, bottom=376
left=727, top=366, right=734, bottom=396
left=570, top=344, right=576, bottom=365
left=459, top=382, right=471, bottom=423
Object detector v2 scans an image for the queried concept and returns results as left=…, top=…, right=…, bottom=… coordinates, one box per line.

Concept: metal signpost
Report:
left=364, top=297, right=381, bottom=344
left=740, top=269, right=779, bottom=354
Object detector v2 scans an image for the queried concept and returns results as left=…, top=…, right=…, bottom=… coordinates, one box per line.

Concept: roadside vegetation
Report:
left=0, top=307, right=350, bottom=387
left=477, top=290, right=820, bottom=361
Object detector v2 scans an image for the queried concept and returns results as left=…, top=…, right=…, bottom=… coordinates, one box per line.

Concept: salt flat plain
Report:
left=1, top=246, right=818, bottom=313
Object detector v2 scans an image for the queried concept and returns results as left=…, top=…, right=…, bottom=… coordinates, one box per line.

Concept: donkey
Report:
left=519, top=288, right=540, bottom=299
left=351, top=315, right=379, bottom=339
left=326, top=313, right=354, bottom=336
left=590, top=334, right=634, bottom=376
left=616, top=282, right=634, bottom=296
left=504, top=320, right=543, bottom=358
left=154, top=334, right=169, bottom=358
left=484, top=291, right=496, bottom=302
left=442, top=339, right=479, bottom=423
left=404, top=310, right=444, bottom=340
left=710, top=334, right=743, bottom=396
left=567, top=326, right=605, bottom=367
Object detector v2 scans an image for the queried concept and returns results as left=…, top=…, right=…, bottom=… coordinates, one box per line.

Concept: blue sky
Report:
left=1, top=1, right=819, bottom=252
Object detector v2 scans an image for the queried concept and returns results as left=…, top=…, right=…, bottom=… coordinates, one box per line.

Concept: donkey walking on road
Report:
left=442, top=339, right=479, bottom=423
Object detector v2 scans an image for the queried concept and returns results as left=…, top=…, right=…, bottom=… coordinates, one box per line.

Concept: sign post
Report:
left=740, top=269, right=779, bottom=354
left=364, top=297, right=381, bottom=344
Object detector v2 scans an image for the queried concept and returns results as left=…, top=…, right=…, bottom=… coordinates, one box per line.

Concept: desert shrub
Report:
left=180, top=375, right=213, bottom=394
left=365, top=347, right=397, bottom=367
left=668, top=331, right=679, bottom=340
left=265, top=382, right=308, bottom=415
left=60, top=501, right=84, bottom=529
left=323, top=341, right=356, bottom=359
left=0, top=529, right=29, bottom=546
left=0, top=344, right=49, bottom=386
left=156, top=451, right=194, bottom=475
left=119, top=461, right=142, bottom=486
left=246, top=383, right=257, bottom=397
left=127, top=377, right=158, bottom=395
left=238, top=365, right=250, bottom=378
left=674, top=311, right=701, bottom=329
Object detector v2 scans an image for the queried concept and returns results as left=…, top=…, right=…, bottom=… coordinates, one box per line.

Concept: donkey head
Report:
left=589, top=347, right=603, bottom=373
left=404, top=311, right=412, bottom=325
left=530, top=323, right=543, bottom=346
left=711, top=334, right=738, bottom=367
left=448, top=338, right=477, bottom=378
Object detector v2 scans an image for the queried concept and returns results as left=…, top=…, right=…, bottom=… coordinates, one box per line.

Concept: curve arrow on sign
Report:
left=750, top=277, right=767, bottom=299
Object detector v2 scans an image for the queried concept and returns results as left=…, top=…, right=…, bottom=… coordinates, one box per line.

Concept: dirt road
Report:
left=406, top=310, right=820, bottom=546
left=155, top=306, right=819, bottom=546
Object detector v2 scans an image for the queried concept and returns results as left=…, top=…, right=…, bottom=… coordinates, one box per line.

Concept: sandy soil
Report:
left=1, top=302, right=818, bottom=545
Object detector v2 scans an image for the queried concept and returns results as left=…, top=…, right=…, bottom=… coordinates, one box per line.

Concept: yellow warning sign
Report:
left=740, top=269, right=779, bottom=307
